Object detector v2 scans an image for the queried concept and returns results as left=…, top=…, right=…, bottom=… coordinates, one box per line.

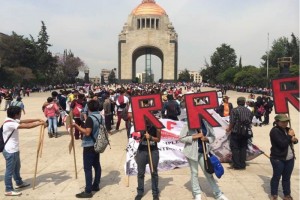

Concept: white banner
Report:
left=124, top=110, right=263, bottom=175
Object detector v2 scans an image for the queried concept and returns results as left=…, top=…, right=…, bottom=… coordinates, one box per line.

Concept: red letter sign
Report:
left=131, top=94, right=164, bottom=132
left=185, top=91, right=221, bottom=129
left=272, top=76, right=300, bottom=113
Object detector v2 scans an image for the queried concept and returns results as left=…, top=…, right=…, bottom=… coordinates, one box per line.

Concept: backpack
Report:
left=73, top=101, right=83, bottom=118
left=267, top=100, right=274, bottom=108
left=166, top=101, right=180, bottom=118
left=90, top=115, right=110, bottom=153
left=121, top=104, right=129, bottom=121
left=237, top=120, right=253, bottom=139
left=0, top=120, right=15, bottom=153
left=118, top=95, right=127, bottom=109
left=209, top=154, right=224, bottom=179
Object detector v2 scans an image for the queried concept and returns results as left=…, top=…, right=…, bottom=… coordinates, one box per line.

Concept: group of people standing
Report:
left=1, top=84, right=298, bottom=200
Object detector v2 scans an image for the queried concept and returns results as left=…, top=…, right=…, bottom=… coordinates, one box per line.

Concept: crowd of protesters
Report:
left=1, top=81, right=297, bottom=200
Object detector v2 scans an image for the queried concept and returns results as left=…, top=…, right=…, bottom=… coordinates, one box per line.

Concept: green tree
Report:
left=178, top=68, right=192, bottom=82
left=233, top=66, right=265, bottom=87
left=261, top=36, right=290, bottom=68
left=238, top=56, right=242, bottom=68
left=288, top=33, right=299, bottom=65
left=210, top=43, right=237, bottom=82
left=216, top=67, right=240, bottom=84
left=108, top=69, right=117, bottom=84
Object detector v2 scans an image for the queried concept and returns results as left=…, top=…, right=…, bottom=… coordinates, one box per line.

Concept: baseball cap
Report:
left=274, top=114, right=290, bottom=122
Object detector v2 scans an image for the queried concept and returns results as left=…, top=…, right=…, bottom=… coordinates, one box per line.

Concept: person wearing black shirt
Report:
left=135, top=100, right=161, bottom=200
left=269, top=114, right=298, bottom=200
left=226, top=97, right=253, bottom=170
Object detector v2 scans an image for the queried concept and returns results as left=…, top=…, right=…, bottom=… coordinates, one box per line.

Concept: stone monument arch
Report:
left=118, top=0, right=178, bottom=83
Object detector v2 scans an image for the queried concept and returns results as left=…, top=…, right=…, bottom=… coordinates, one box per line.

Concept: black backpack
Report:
left=237, top=120, right=253, bottom=139
left=167, top=101, right=180, bottom=118
left=0, top=121, right=15, bottom=152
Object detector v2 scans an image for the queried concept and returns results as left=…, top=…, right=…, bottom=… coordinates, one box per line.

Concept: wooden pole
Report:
left=69, top=114, right=78, bottom=179
left=146, top=133, right=154, bottom=174
left=33, top=125, right=42, bottom=189
left=202, top=140, right=209, bottom=171
left=39, top=125, right=45, bottom=158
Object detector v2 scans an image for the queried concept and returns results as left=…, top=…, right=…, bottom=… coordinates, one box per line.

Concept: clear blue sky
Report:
left=0, top=0, right=299, bottom=80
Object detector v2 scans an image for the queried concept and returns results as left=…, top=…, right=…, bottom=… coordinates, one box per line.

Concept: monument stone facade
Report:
left=118, top=0, right=178, bottom=83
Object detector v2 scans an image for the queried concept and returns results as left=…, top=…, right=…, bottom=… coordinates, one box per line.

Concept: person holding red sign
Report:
left=179, top=120, right=228, bottom=200
left=269, top=114, right=298, bottom=200
left=135, top=100, right=161, bottom=200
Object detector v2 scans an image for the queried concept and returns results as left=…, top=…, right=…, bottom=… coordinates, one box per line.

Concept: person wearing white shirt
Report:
left=2, top=106, right=45, bottom=196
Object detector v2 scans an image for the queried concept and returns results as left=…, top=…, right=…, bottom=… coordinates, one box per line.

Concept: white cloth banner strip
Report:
left=125, top=110, right=263, bottom=176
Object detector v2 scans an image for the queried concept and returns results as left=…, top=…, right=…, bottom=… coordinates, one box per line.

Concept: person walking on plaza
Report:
left=226, top=97, right=253, bottom=170
left=44, top=97, right=59, bottom=138
left=2, top=106, right=45, bottom=196
left=216, top=96, right=233, bottom=117
left=4, top=90, right=13, bottom=111
left=71, top=93, right=86, bottom=140
left=10, top=97, right=25, bottom=115
left=161, top=94, right=181, bottom=121
left=135, top=100, right=161, bottom=200
left=103, top=93, right=112, bottom=133
left=180, top=120, right=228, bottom=200
left=269, top=114, right=298, bottom=200
left=116, top=89, right=129, bottom=131
left=72, top=100, right=102, bottom=198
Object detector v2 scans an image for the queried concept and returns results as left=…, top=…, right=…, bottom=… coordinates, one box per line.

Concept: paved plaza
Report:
left=0, top=87, right=299, bottom=200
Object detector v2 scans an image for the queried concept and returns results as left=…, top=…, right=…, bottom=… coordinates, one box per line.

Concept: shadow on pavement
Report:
left=100, top=170, right=121, bottom=189
left=28, top=170, right=72, bottom=189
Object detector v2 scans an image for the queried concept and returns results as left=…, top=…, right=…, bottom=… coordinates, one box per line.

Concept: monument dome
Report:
left=132, top=0, right=166, bottom=16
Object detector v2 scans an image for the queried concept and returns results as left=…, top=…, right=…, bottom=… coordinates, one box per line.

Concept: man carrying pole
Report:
left=1, top=106, right=45, bottom=196
left=134, top=100, right=161, bottom=200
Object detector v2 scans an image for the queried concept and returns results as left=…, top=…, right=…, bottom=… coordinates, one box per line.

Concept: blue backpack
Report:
left=209, top=154, right=224, bottom=179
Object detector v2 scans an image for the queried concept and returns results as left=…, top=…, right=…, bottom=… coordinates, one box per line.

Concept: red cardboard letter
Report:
left=185, top=91, right=221, bottom=129
left=131, top=94, right=164, bottom=132
left=272, top=77, right=300, bottom=113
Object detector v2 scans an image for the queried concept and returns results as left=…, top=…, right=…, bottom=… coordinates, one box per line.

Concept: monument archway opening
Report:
left=133, top=46, right=163, bottom=83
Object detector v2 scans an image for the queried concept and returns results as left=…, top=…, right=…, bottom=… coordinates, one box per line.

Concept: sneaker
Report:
left=194, top=194, right=201, bottom=200
left=5, top=191, right=22, bottom=196
left=48, top=133, right=53, bottom=138
left=75, top=191, right=93, bottom=198
left=270, top=195, right=278, bottom=200
left=216, top=194, right=229, bottom=200
left=15, top=182, right=30, bottom=189
left=283, top=195, right=293, bottom=200
left=135, top=194, right=143, bottom=200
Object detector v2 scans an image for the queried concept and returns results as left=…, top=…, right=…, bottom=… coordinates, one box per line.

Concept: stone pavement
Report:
left=0, top=88, right=299, bottom=200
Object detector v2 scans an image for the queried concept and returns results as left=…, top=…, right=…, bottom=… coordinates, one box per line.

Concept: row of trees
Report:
left=199, top=33, right=299, bottom=87
left=0, top=21, right=85, bottom=87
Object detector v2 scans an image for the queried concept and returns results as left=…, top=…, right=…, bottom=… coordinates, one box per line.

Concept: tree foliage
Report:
left=108, top=69, right=117, bottom=84
left=0, top=21, right=85, bottom=86
left=261, top=33, right=299, bottom=68
left=178, top=68, right=192, bottom=82
left=210, top=43, right=237, bottom=81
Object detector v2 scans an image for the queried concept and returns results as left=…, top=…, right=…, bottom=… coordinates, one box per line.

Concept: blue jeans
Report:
left=136, top=150, right=159, bottom=196
left=83, top=147, right=101, bottom=193
left=47, top=116, right=58, bottom=133
left=270, top=158, right=294, bottom=196
left=3, top=150, right=24, bottom=192
left=187, top=153, right=222, bottom=199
